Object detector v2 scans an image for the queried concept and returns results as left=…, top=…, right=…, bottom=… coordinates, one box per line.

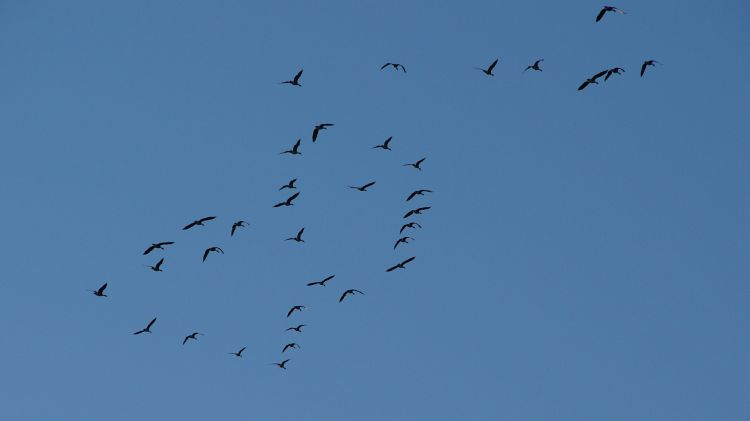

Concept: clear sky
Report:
left=1, top=1, right=749, bottom=420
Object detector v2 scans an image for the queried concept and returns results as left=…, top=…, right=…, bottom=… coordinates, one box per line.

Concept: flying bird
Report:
left=287, top=305, right=306, bottom=317
left=286, top=324, right=306, bottom=333
left=133, top=317, right=157, bottom=335
left=307, top=275, right=335, bottom=287
left=403, top=206, right=431, bottom=219
left=349, top=181, right=376, bottom=192
left=183, top=216, right=216, bottom=230
left=640, top=60, right=661, bottom=77
left=339, top=289, right=364, bottom=302
left=381, top=62, right=406, bottom=73
left=475, top=58, right=499, bottom=76
left=605, top=67, right=626, bottom=81
left=577, top=70, right=608, bottom=91
left=88, top=282, right=108, bottom=297
left=524, top=59, right=544, bottom=72
left=406, top=189, right=432, bottom=201
left=146, top=257, right=164, bottom=272
left=282, top=343, right=300, bottom=353
left=272, top=359, right=290, bottom=369
left=202, top=246, right=224, bottom=262
left=286, top=227, right=305, bottom=243
left=404, top=158, right=426, bottom=171
left=143, top=241, right=174, bottom=255
left=274, top=192, right=300, bottom=208
left=280, top=139, right=302, bottom=155
left=596, top=6, right=625, bottom=22
left=393, top=236, right=414, bottom=250
left=279, top=178, right=297, bottom=190
left=386, top=256, right=416, bottom=272
left=182, top=332, right=202, bottom=345
left=312, top=123, right=334, bottom=143
left=400, top=221, right=422, bottom=233
left=281, top=69, right=303, bottom=86
left=230, top=220, right=248, bottom=237
left=229, top=346, right=246, bottom=357
left=372, top=136, right=393, bottom=150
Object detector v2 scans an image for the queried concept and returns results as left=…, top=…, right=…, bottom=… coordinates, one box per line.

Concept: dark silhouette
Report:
left=281, top=69, right=303, bottom=86
left=183, top=216, right=216, bottom=230
left=282, top=343, right=300, bottom=353
left=596, top=6, right=625, bottom=22
left=182, top=332, right=202, bottom=345
left=88, top=282, right=107, bottom=297
left=404, top=158, right=426, bottom=171
left=272, top=359, right=290, bottom=369
left=406, top=189, right=432, bottom=201
left=640, top=60, right=661, bottom=77
left=381, top=63, right=406, bottom=73
left=146, top=257, right=164, bottom=272
left=143, top=242, right=174, bottom=255
left=286, top=324, right=306, bottom=333
left=349, top=181, right=376, bottom=192
left=133, top=317, right=157, bottom=335
left=605, top=67, right=626, bottom=81
left=372, top=136, right=393, bottom=150
left=202, top=246, right=224, bottom=262
left=312, top=123, right=334, bottom=142
left=394, top=236, right=414, bottom=249
left=274, top=192, right=300, bottom=208
left=400, top=221, right=422, bottom=234
left=475, top=58, right=499, bottom=76
left=281, top=139, right=302, bottom=155
left=307, top=275, right=335, bottom=287
left=280, top=178, right=297, bottom=190
left=231, top=220, right=248, bottom=237
left=578, top=70, right=608, bottom=91
left=524, top=59, right=544, bottom=72
left=287, top=305, right=306, bottom=317
left=339, top=289, right=364, bottom=302
left=403, top=206, right=431, bottom=219
left=286, top=227, right=305, bottom=243
left=386, top=256, right=416, bottom=272
left=229, top=346, right=246, bottom=357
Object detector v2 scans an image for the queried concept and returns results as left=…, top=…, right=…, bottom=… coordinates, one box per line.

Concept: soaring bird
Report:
left=381, top=63, right=406, bottom=73
left=386, top=256, right=416, bottom=272
left=287, top=305, right=306, bottom=317
left=524, top=59, right=544, bottom=72
left=143, top=241, right=174, bottom=255
left=279, top=178, right=297, bottom=190
left=349, top=181, right=376, bottom=192
left=596, top=6, right=625, bottom=22
left=339, top=289, right=364, bottom=302
left=640, top=60, right=661, bottom=77
left=282, top=343, right=300, bottom=353
left=286, top=227, right=305, bottom=243
left=229, top=346, right=246, bottom=357
left=280, top=139, right=302, bottom=155
left=230, top=220, right=248, bottom=237
left=281, top=69, right=303, bottom=86
left=183, top=216, right=216, bottom=230
left=274, top=192, right=300, bottom=208
left=475, top=58, right=499, bottom=76
left=307, top=275, right=335, bottom=287
left=577, top=70, right=608, bottom=91
left=312, top=123, right=334, bottom=142
left=394, top=236, right=414, bottom=249
left=146, top=257, right=164, bottom=272
left=400, top=221, right=422, bottom=233
left=404, top=158, right=426, bottom=171
left=372, top=136, right=393, bottom=150
left=605, top=67, right=626, bottom=81
left=182, top=332, right=202, bottom=345
left=406, top=189, right=432, bottom=201
left=133, top=317, right=157, bottom=335
left=403, top=206, right=431, bottom=219
left=88, top=282, right=108, bottom=297
left=272, top=359, right=290, bottom=369
left=202, top=246, right=224, bottom=262
left=286, top=324, right=306, bottom=333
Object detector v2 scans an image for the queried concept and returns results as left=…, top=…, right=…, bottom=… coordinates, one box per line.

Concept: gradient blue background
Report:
left=1, top=1, right=748, bottom=420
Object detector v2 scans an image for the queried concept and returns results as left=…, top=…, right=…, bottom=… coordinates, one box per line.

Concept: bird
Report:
left=307, top=275, right=335, bottom=287
left=386, top=256, right=416, bottom=272
left=281, top=69, right=303, bottom=86
left=404, top=158, right=426, bottom=171
left=279, top=178, right=297, bottom=190
left=183, top=216, right=216, bottom=230
left=403, top=206, right=431, bottom=219
left=272, top=359, right=290, bottom=369
left=286, top=324, right=306, bottom=333
left=349, top=181, right=376, bottom=192
left=282, top=343, right=300, bottom=353
left=394, top=236, right=414, bottom=249
left=312, top=123, right=334, bottom=142
left=228, top=346, right=246, bottom=357
left=605, top=67, right=626, bottom=81
left=143, top=241, right=174, bottom=255
left=400, top=221, right=422, bottom=234
left=202, top=246, right=224, bottom=262
left=230, top=220, right=248, bottom=237
left=372, top=136, right=393, bottom=150
left=524, top=59, right=544, bottom=72
left=133, top=317, right=157, bottom=335
left=280, top=139, right=302, bottom=155
left=406, top=189, right=432, bottom=201
left=577, top=70, right=608, bottom=91
left=339, top=289, right=364, bottom=302
left=640, top=60, right=661, bottom=77
left=88, top=282, right=107, bottom=297
left=274, top=192, right=300, bottom=208
left=182, top=332, right=202, bottom=345
left=146, top=257, right=164, bottom=272
left=475, top=58, right=499, bottom=76
left=381, top=62, right=406, bottom=73
left=286, top=227, right=305, bottom=243
left=287, top=305, right=306, bottom=317
left=596, top=6, right=625, bottom=22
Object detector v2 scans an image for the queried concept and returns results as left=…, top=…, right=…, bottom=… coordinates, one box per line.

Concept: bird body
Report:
left=202, top=246, right=224, bottom=262
left=231, top=220, right=248, bottom=236
left=143, top=241, right=174, bottom=255
left=339, top=289, right=364, bottom=302
left=400, top=221, right=422, bottom=233
left=312, top=123, right=334, bottom=142
left=641, top=60, right=660, bottom=77
left=476, top=58, right=499, bottom=76
left=386, top=256, right=416, bottom=272
left=403, top=206, right=431, bottom=219
left=182, top=332, right=202, bottom=345
left=307, top=275, right=335, bottom=287
left=381, top=63, right=406, bottom=73
left=133, top=317, right=157, bottom=335
left=89, top=282, right=108, bottom=297
left=146, top=257, right=164, bottom=272
left=596, top=6, right=625, bottom=22
left=372, top=136, right=393, bottom=150
left=282, top=343, right=300, bottom=353
left=404, top=158, right=426, bottom=171
left=280, top=178, right=297, bottom=190
left=229, top=346, right=246, bottom=357
left=394, top=236, right=414, bottom=249
left=281, top=69, right=303, bottom=86
left=577, top=70, right=608, bottom=91
left=183, top=216, right=216, bottom=230
left=274, top=192, right=300, bottom=208
left=286, top=227, right=305, bottom=243
left=273, top=359, right=290, bottom=369
left=287, top=305, right=306, bottom=317
left=281, top=139, right=302, bottom=155
left=406, top=189, right=432, bottom=201
left=286, top=324, right=306, bottom=332
left=349, top=181, right=376, bottom=192
left=605, top=67, right=626, bottom=81
left=524, top=59, right=544, bottom=72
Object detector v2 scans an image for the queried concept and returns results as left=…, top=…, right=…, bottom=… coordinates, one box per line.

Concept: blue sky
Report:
left=1, top=1, right=749, bottom=420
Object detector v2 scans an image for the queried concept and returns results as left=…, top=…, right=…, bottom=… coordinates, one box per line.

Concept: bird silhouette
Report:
left=143, top=242, right=174, bottom=255
left=183, top=216, right=216, bottom=230
left=596, top=6, right=625, bottom=22
left=286, top=227, right=305, bottom=243
left=286, top=324, right=306, bottom=333
left=381, top=63, right=406, bottom=73
left=349, top=181, right=376, bottom=192
left=307, top=275, right=335, bottom=287
left=404, top=158, right=426, bottom=171
left=605, top=67, right=626, bottom=81
left=475, top=58, right=499, bottom=76
left=182, top=332, right=202, bottom=345
left=229, top=346, right=246, bottom=357
left=274, top=192, right=300, bottom=208
left=406, top=189, right=432, bottom=201
left=403, top=206, right=431, bottom=219
left=281, top=139, right=302, bottom=155
left=88, top=282, right=108, bottom=297
left=279, top=178, right=297, bottom=190
left=287, top=305, right=306, bottom=317
left=133, top=317, right=157, bottom=335
left=146, top=257, right=164, bottom=272
left=230, top=220, right=248, bottom=237
left=281, top=69, right=303, bottom=86
left=640, top=60, right=661, bottom=77
left=202, top=247, right=224, bottom=262
left=577, top=70, right=608, bottom=91
left=372, top=136, right=393, bottom=150
left=400, top=221, right=422, bottom=234
left=339, top=289, right=364, bottom=302
left=312, top=123, right=334, bottom=142
left=282, top=343, right=301, bottom=353
left=524, top=59, right=544, bottom=72
left=394, top=236, right=414, bottom=249
left=272, top=359, right=290, bottom=369
left=386, top=256, right=416, bottom=272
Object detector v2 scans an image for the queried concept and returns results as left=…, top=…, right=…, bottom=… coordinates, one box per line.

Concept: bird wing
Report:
left=640, top=62, right=647, bottom=76
left=383, top=137, right=392, bottom=147
left=339, top=291, right=348, bottom=302
left=380, top=63, right=391, bottom=70
left=97, top=283, right=107, bottom=295
left=363, top=181, right=376, bottom=189
left=416, top=158, right=426, bottom=166
left=287, top=307, right=295, bottom=317
left=403, top=210, right=414, bottom=219
left=323, top=275, right=335, bottom=283
left=146, top=318, right=157, bottom=330
left=203, top=249, right=210, bottom=261
left=231, top=224, right=237, bottom=236
left=306, top=281, right=320, bottom=286
left=294, top=69, right=303, bottom=82
left=160, top=242, right=174, bottom=246
left=592, top=70, right=608, bottom=81
left=288, top=192, right=300, bottom=202
left=143, top=245, right=156, bottom=255
left=386, top=264, right=399, bottom=272
left=402, top=256, right=416, bottom=265
left=183, top=336, right=189, bottom=345
left=216, top=247, right=224, bottom=254
left=200, top=216, right=216, bottom=223
left=400, top=224, right=407, bottom=233
left=399, top=64, right=407, bottom=73
left=183, top=221, right=197, bottom=230
left=312, top=127, right=319, bottom=142
left=487, top=58, right=498, bottom=72
left=293, top=139, right=301, bottom=151
left=297, top=227, right=305, bottom=237
left=596, top=8, right=606, bottom=21
left=133, top=329, right=145, bottom=335
left=406, top=191, right=418, bottom=201
left=577, top=81, right=589, bottom=91
left=155, top=258, right=164, bottom=269
left=418, top=206, right=431, bottom=212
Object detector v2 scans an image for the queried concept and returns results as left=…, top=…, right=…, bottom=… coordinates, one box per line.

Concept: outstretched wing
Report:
left=146, top=318, right=157, bottom=330
left=203, top=249, right=210, bottom=261
left=596, top=8, right=607, bottom=22
left=97, top=283, right=107, bottom=295
left=293, top=69, right=303, bottom=83
left=183, top=221, right=197, bottom=230
left=640, top=62, right=648, bottom=76
left=487, top=58, right=498, bottom=73
left=362, top=181, right=376, bottom=190
left=143, top=245, right=156, bottom=255
left=380, top=63, right=391, bottom=70
left=577, top=81, right=590, bottom=91
left=402, top=256, right=416, bottom=266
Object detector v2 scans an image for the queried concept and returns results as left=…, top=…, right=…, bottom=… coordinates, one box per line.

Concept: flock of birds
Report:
left=88, top=5, right=659, bottom=370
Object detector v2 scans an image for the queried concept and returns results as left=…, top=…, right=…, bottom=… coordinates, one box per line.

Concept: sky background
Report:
left=1, top=1, right=749, bottom=420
